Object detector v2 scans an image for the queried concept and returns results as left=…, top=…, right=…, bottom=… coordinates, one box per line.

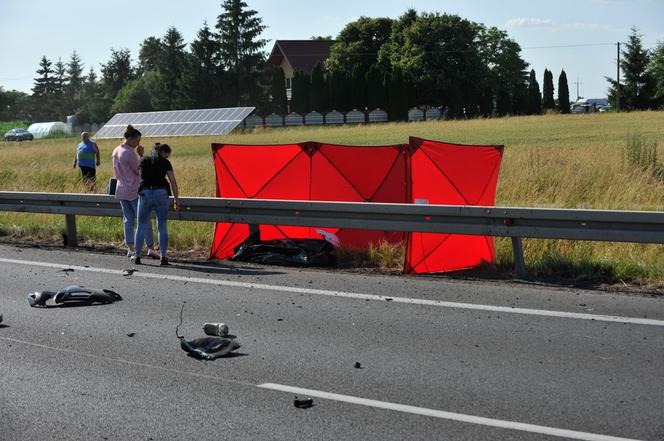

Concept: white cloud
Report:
left=505, top=17, right=612, bottom=32
left=505, top=18, right=556, bottom=28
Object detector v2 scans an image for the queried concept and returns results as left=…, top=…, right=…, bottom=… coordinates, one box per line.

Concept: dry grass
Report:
left=1, top=111, right=663, bottom=285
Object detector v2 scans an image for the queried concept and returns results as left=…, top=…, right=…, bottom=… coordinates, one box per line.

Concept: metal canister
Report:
left=202, top=322, right=229, bottom=336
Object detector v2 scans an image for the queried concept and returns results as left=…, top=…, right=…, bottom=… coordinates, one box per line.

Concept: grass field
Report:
left=1, top=111, right=663, bottom=286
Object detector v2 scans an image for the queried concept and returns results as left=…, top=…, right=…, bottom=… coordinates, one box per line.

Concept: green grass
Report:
left=1, top=112, right=664, bottom=286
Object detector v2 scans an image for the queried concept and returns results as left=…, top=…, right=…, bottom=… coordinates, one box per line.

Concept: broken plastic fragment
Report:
left=293, top=397, right=314, bottom=408
left=179, top=336, right=241, bottom=360
left=28, top=286, right=122, bottom=307
left=176, top=303, right=240, bottom=360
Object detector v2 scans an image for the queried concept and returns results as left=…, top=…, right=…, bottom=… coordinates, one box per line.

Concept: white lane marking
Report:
left=2, top=334, right=642, bottom=441
left=258, top=383, right=643, bottom=441
left=0, top=335, right=253, bottom=387
left=1, top=257, right=663, bottom=327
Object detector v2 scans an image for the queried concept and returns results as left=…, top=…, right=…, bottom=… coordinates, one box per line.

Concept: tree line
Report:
left=1, top=2, right=663, bottom=125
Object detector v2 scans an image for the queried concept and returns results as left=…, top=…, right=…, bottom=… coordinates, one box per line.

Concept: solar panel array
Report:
left=95, top=107, right=255, bottom=139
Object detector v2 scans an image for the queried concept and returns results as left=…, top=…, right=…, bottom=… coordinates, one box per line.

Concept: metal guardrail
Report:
left=1, top=191, right=663, bottom=276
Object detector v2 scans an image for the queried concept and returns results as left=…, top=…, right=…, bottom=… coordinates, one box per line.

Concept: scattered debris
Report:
left=354, top=362, right=362, bottom=369
left=176, top=303, right=241, bottom=360
left=122, top=269, right=136, bottom=276
left=27, top=286, right=122, bottom=307
left=126, top=333, right=136, bottom=337
left=293, top=397, right=314, bottom=408
left=203, top=323, right=228, bottom=337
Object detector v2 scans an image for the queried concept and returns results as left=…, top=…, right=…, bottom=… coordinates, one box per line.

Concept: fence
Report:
left=1, top=191, right=663, bottom=277
left=242, top=108, right=444, bottom=129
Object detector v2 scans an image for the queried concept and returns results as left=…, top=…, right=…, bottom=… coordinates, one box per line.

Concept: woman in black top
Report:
left=132, top=143, right=180, bottom=265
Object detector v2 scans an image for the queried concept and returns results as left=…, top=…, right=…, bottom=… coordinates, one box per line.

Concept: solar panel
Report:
left=94, top=107, right=255, bottom=139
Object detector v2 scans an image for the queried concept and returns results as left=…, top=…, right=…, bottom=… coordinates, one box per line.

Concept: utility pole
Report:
left=616, top=42, right=621, bottom=112
left=573, top=78, right=583, bottom=101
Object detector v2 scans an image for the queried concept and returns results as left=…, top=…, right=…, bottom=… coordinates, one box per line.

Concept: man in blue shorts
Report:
left=73, top=132, right=101, bottom=191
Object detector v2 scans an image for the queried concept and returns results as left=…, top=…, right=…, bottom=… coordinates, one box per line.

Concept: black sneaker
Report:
left=130, top=255, right=141, bottom=265
left=159, top=256, right=170, bottom=266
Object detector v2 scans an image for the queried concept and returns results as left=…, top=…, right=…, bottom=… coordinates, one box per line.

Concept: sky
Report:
left=1, top=0, right=662, bottom=100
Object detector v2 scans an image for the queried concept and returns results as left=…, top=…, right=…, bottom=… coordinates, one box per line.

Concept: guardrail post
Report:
left=249, top=223, right=260, bottom=239
left=64, top=214, right=78, bottom=247
left=511, top=236, right=527, bottom=278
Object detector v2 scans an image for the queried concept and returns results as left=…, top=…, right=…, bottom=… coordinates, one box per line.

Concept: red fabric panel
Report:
left=210, top=223, right=249, bottom=259
left=318, top=144, right=403, bottom=200
left=216, top=144, right=303, bottom=197
left=315, top=143, right=408, bottom=247
left=405, top=138, right=503, bottom=274
left=417, top=140, right=503, bottom=205
left=405, top=233, right=495, bottom=273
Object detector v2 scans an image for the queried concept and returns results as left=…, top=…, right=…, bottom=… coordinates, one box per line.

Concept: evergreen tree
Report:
left=327, top=70, right=349, bottom=111
left=185, top=22, right=223, bottom=108
left=387, top=67, right=408, bottom=121
left=366, top=64, right=387, bottom=110
left=76, top=67, right=110, bottom=124
left=513, top=82, right=529, bottom=115
left=66, top=51, right=85, bottom=98
left=138, top=36, right=163, bottom=74
left=542, top=69, right=555, bottom=111
left=52, top=58, right=68, bottom=118
left=558, top=69, right=571, bottom=113
left=31, top=56, right=57, bottom=120
left=32, top=56, right=54, bottom=98
left=101, top=48, right=135, bottom=101
left=159, top=27, right=188, bottom=109
left=216, top=0, right=267, bottom=106
left=350, top=64, right=367, bottom=109
left=527, top=69, right=542, bottom=115
left=309, top=63, right=328, bottom=112
left=648, top=42, right=664, bottom=105
left=269, top=67, right=287, bottom=114
left=494, top=85, right=511, bottom=116
left=607, top=28, right=655, bottom=110
left=290, top=70, right=309, bottom=114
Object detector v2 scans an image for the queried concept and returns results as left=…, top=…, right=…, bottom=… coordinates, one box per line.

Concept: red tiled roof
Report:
left=269, top=40, right=338, bottom=73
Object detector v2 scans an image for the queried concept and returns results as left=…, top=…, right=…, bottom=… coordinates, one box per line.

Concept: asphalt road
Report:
left=1, top=243, right=663, bottom=441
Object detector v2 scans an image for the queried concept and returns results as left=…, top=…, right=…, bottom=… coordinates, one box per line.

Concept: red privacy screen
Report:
left=405, top=137, right=503, bottom=274
left=211, top=138, right=503, bottom=274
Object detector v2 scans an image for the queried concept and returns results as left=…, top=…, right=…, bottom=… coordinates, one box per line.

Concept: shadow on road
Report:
left=164, top=260, right=285, bottom=277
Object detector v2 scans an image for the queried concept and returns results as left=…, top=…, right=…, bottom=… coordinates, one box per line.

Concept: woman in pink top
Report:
left=111, top=125, right=159, bottom=259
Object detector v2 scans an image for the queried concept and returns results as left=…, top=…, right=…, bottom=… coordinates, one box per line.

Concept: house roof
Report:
left=269, top=40, right=337, bottom=73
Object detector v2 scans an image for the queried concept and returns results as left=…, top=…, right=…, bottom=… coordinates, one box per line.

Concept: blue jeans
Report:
left=135, top=188, right=170, bottom=258
left=119, top=198, right=153, bottom=247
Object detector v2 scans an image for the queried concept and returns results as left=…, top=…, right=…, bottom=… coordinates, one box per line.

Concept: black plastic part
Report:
left=232, top=233, right=336, bottom=267
left=179, top=336, right=241, bottom=360
left=294, top=397, right=314, bottom=408
left=28, top=286, right=122, bottom=308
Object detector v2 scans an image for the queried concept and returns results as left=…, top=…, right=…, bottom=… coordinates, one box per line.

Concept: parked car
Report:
left=4, top=128, right=34, bottom=141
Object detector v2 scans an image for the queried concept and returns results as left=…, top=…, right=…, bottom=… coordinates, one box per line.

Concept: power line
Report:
left=521, top=42, right=615, bottom=50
